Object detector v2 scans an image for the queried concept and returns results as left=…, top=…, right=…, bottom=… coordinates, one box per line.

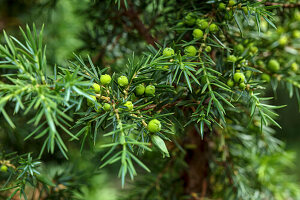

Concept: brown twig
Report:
left=264, top=2, right=300, bottom=8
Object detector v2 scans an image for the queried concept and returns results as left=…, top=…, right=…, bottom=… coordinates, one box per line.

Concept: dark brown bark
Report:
left=183, top=127, right=210, bottom=199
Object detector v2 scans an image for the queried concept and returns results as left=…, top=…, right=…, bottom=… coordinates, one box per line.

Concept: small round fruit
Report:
left=0, top=165, right=8, bottom=172
left=100, top=74, right=112, bottom=85
left=103, top=103, right=111, bottom=111
left=249, top=46, right=258, bottom=54
left=227, top=79, right=234, bottom=87
left=257, top=60, right=265, bottom=68
left=209, top=23, right=219, bottom=33
left=135, top=84, right=145, bottom=96
left=291, top=62, right=299, bottom=72
left=184, top=13, right=196, bottom=26
left=239, top=82, right=246, bottom=90
left=294, top=11, right=300, bottom=21
left=278, top=35, right=288, bottom=46
left=227, top=55, right=237, bottom=63
left=218, top=3, right=226, bottom=10
left=118, top=76, right=129, bottom=87
left=193, top=29, right=204, bottom=39
left=124, top=101, right=133, bottom=111
left=267, top=59, right=280, bottom=72
left=261, top=73, right=271, bottom=82
left=233, top=71, right=245, bottom=83
left=184, top=45, right=197, bottom=57
left=196, top=19, right=209, bottom=30
left=292, top=30, right=300, bottom=38
left=95, top=104, right=102, bottom=112
left=205, top=46, right=212, bottom=52
left=87, top=95, right=97, bottom=106
left=163, top=47, right=175, bottom=57
left=245, top=70, right=252, bottom=79
left=93, top=83, right=101, bottom=93
left=242, top=7, right=249, bottom=15
left=145, top=85, right=156, bottom=96
left=228, top=0, right=236, bottom=7
left=234, top=44, right=244, bottom=54
left=148, top=119, right=161, bottom=133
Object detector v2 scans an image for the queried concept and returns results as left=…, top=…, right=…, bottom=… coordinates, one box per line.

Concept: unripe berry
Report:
left=124, top=101, right=133, bottom=111
left=93, top=83, right=101, bottom=93
left=209, top=23, right=219, bottom=33
left=228, top=0, right=236, bottom=7
left=249, top=46, right=258, bottom=54
left=95, top=104, right=102, bottom=112
left=118, top=76, right=129, bottom=87
left=294, top=11, right=300, bottom=21
left=257, top=60, right=265, bottom=68
left=184, top=13, right=196, bottom=26
left=278, top=35, right=288, bottom=46
left=192, top=29, right=204, bottom=39
left=233, top=71, right=245, bottom=83
left=87, top=95, right=97, bottom=106
left=196, top=19, right=209, bottom=30
left=145, top=85, right=156, bottom=96
left=135, top=84, right=145, bottom=96
left=205, top=46, right=212, bottom=52
left=163, top=47, right=175, bottom=57
left=184, top=45, right=197, bottom=57
left=267, top=59, right=280, bottom=72
left=227, top=55, right=237, bottom=63
left=0, top=165, right=8, bottom=172
left=291, top=62, right=299, bottom=72
left=218, top=3, right=226, bottom=10
left=261, top=73, right=271, bottom=82
left=103, top=103, right=111, bottom=111
left=148, top=119, right=161, bottom=133
left=227, top=79, right=234, bottom=87
left=245, top=70, right=252, bottom=79
left=100, top=74, right=112, bottom=85
left=239, top=82, right=246, bottom=90
left=292, top=30, right=300, bottom=38
left=234, top=44, right=244, bottom=54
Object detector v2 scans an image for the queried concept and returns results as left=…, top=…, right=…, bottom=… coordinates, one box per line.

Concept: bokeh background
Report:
left=0, top=0, right=300, bottom=199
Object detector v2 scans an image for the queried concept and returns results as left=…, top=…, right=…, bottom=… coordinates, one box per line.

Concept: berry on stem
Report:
left=87, top=95, right=97, bottom=106
left=261, top=73, right=271, bottom=82
left=291, top=62, right=299, bottom=72
left=93, top=83, right=101, bottom=93
left=124, top=101, right=133, bottom=111
left=184, top=45, right=197, bottom=57
left=163, top=47, right=175, bottom=57
left=192, top=29, right=203, bottom=39
left=184, top=13, right=196, bottom=26
left=227, top=55, right=237, bottom=63
left=103, top=103, right=111, bottom=111
left=135, top=84, right=145, bottom=96
left=196, top=19, right=209, bottom=30
left=145, top=85, right=155, bottom=96
left=233, top=71, right=245, bottom=83
left=118, top=76, right=129, bottom=87
left=209, top=23, right=219, bottom=33
left=267, top=59, right=280, bottom=72
left=148, top=119, right=161, bottom=133
left=239, top=82, right=246, bottom=90
left=100, top=74, right=111, bottom=85
left=227, top=79, right=234, bottom=87
left=0, top=165, right=8, bottom=172
left=205, top=46, right=212, bottom=52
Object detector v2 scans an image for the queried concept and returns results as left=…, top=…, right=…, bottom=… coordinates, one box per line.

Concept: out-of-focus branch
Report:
left=264, top=2, right=300, bottom=8
left=121, top=0, right=158, bottom=46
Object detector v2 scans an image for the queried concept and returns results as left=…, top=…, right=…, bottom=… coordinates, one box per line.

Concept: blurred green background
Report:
left=0, top=0, right=300, bottom=199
